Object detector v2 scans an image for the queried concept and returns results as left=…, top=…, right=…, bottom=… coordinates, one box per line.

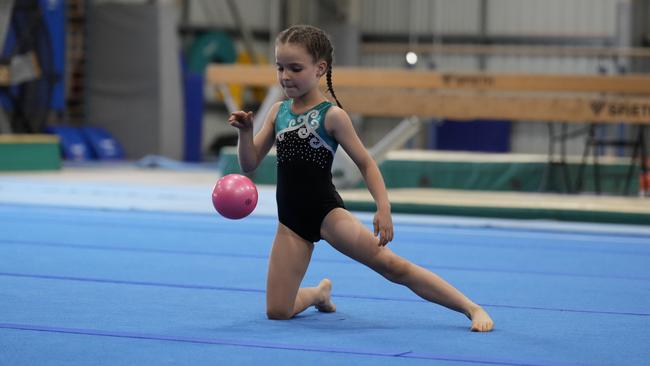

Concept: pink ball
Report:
left=212, top=174, right=258, bottom=219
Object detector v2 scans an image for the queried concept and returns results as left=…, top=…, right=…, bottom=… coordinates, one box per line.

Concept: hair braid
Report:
left=326, top=67, right=343, bottom=109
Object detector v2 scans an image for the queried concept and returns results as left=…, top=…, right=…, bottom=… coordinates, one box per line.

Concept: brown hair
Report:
left=276, top=25, right=343, bottom=109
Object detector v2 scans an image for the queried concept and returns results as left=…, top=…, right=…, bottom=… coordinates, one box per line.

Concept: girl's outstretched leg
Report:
left=266, top=223, right=335, bottom=319
left=321, top=208, right=493, bottom=332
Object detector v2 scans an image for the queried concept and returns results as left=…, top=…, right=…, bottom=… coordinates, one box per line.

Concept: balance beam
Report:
left=207, top=65, right=650, bottom=123
left=207, top=64, right=650, bottom=94
left=334, top=89, right=650, bottom=124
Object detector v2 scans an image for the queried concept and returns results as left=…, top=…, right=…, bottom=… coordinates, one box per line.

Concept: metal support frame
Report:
left=575, top=124, right=648, bottom=196
left=540, top=121, right=648, bottom=196
left=539, top=123, right=582, bottom=193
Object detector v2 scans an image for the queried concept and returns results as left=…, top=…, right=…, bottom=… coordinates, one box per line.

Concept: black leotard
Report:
left=275, top=100, right=345, bottom=242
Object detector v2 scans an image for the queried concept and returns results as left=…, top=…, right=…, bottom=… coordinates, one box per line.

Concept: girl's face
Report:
left=275, top=43, right=327, bottom=99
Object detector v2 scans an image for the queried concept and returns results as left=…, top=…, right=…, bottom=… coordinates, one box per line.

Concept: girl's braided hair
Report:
left=276, top=25, right=343, bottom=109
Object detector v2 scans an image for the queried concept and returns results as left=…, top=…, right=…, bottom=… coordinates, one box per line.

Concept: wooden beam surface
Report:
left=207, top=64, right=650, bottom=122
left=334, top=89, right=650, bottom=124
left=207, top=64, right=650, bottom=94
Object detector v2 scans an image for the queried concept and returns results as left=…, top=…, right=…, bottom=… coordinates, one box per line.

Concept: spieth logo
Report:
left=590, top=100, right=606, bottom=115
left=442, top=74, right=495, bottom=88
left=590, top=99, right=650, bottom=118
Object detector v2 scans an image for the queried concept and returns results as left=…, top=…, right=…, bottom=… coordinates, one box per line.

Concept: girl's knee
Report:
left=376, top=255, right=412, bottom=284
left=266, top=306, right=294, bottom=320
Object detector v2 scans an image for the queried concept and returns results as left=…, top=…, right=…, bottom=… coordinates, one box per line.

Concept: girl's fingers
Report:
left=380, top=230, right=388, bottom=246
left=229, top=111, right=253, bottom=129
left=379, top=226, right=393, bottom=245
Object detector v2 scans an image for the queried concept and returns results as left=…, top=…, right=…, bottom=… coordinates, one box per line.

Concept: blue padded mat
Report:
left=1, top=201, right=649, bottom=366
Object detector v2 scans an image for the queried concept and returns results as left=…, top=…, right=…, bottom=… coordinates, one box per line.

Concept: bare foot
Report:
left=467, top=305, right=494, bottom=332
left=315, top=278, right=336, bottom=313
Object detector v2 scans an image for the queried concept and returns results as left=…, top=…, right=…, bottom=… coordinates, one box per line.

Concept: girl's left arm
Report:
left=326, top=107, right=394, bottom=246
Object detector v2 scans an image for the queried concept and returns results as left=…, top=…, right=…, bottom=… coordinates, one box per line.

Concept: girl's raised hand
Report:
left=228, top=111, right=254, bottom=131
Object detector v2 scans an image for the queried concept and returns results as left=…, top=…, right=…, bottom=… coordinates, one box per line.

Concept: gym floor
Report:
left=1, top=165, right=649, bottom=365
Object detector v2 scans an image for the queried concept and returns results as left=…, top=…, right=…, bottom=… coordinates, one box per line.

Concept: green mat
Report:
left=343, top=200, right=649, bottom=226
left=218, top=148, right=639, bottom=195
left=0, top=135, right=61, bottom=171
left=217, top=148, right=647, bottom=225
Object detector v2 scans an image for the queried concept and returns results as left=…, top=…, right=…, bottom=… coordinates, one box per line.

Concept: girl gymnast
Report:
left=228, top=24, right=494, bottom=332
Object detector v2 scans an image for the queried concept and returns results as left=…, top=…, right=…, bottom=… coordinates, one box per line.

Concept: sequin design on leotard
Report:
left=274, top=100, right=345, bottom=242
left=276, top=101, right=338, bottom=168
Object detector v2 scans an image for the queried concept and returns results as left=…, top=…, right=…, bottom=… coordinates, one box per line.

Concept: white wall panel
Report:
left=360, top=0, right=409, bottom=34
left=189, top=0, right=272, bottom=29
left=437, top=0, right=482, bottom=34
left=487, top=0, right=619, bottom=36
left=361, top=0, right=481, bottom=34
left=361, top=0, right=619, bottom=37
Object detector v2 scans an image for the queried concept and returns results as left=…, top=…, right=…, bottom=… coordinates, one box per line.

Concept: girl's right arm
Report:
left=228, top=102, right=281, bottom=173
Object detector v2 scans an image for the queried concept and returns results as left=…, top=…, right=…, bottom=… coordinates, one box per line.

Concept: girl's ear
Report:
left=317, top=60, right=328, bottom=77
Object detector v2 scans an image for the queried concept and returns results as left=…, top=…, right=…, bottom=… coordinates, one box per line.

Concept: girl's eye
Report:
left=276, top=65, right=302, bottom=73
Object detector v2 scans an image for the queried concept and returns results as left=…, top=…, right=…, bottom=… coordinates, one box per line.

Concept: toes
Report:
left=470, top=321, right=494, bottom=332
left=315, top=302, right=336, bottom=313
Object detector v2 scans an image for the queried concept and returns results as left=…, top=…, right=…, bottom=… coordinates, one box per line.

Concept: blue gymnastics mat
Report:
left=1, top=176, right=649, bottom=365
